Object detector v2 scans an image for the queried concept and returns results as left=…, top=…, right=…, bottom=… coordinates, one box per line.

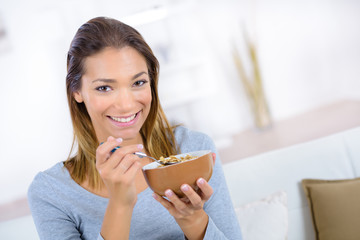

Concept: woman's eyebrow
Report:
left=92, top=78, right=116, bottom=83
left=91, top=72, right=148, bottom=83
left=132, top=71, right=148, bottom=80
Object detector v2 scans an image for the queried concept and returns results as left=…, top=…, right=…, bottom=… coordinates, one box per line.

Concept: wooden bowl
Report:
left=142, top=150, right=213, bottom=197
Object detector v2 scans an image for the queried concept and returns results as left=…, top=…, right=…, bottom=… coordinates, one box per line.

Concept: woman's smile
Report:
left=107, top=110, right=141, bottom=126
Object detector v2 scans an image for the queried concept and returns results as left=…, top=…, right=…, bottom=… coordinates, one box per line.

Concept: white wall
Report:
left=0, top=0, right=359, bottom=204
left=256, top=0, right=360, bottom=119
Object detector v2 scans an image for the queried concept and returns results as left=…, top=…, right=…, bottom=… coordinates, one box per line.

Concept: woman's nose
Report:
left=114, top=89, right=135, bottom=111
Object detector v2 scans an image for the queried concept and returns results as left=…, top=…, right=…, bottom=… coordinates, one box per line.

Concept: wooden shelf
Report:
left=219, top=100, right=360, bottom=164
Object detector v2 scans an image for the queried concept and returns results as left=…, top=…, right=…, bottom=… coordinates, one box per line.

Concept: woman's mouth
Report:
left=107, top=111, right=141, bottom=127
left=109, top=113, right=137, bottom=123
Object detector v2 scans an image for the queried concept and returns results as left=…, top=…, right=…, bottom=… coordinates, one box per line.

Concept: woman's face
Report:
left=74, top=46, right=152, bottom=144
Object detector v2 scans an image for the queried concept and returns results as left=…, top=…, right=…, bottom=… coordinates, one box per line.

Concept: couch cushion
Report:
left=342, top=127, right=360, bottom=176
left=235, top=191, right=288, bottom=240
left=288, top=207, right=315, bottom=240
left=302, top=178, right=360, bottom=240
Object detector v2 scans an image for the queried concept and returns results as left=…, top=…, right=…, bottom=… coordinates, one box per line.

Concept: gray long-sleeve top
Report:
left=28, top=126, right=242, bottom=239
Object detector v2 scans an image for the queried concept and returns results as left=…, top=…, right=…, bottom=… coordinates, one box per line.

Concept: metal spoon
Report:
left=111, top=146, right=175, bottom=165
left=133, top=151, right=175, bottom=166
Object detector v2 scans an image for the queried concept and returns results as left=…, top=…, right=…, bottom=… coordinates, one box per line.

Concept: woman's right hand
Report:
left=96, top=136, right=143, bottom=207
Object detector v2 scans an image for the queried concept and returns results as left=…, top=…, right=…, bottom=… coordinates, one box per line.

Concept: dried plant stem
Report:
left=233, top=33, right=271, bottom=129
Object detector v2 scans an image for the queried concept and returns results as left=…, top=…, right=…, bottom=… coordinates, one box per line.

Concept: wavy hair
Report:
left=64, top=17, right=178, bottom=189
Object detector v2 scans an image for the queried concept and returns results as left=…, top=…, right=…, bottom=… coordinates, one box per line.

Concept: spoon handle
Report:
left=101, top=144, right=161, bottom=163
left=112, top=147, right=149, bottom=159
left=134, top=152, right=147, bottom=158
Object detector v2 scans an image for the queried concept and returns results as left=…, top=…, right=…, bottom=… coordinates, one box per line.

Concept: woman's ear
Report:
left=73, top=91, right=84, bottom=103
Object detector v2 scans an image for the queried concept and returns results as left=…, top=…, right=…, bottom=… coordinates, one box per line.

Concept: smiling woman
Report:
left=27, top=16, right=242, bottom=240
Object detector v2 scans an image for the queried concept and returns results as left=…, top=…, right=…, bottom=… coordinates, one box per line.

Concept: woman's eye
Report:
left=134, top=80, right=148, bottom=87
left=96, top=86, right=111, bottom=92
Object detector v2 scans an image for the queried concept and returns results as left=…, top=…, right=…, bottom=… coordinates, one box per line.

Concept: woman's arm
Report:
left=28, top=174, right=84, bottom=240
left=96, top=136, right=143, bottom=239
left=28, top=137, right=144, bottom=240
left=200, top=157, right=242, bottom=240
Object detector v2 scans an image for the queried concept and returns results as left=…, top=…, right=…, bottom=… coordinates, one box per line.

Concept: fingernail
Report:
left=198, top=178, right=205, bottom=185
left=137, top=144, right=143, bottom=149
left=100, top=142, right=104, bottom=145
left=181, top=184, right=189, bottom=192
left=152, top=193, right=158, bottom=200
left=165, top=189, right=173, bottom=197
left=116, top=138, right=123, bottom=143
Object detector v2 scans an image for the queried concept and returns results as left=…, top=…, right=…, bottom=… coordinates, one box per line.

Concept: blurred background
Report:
left=1, top=0, right=360, bottom=221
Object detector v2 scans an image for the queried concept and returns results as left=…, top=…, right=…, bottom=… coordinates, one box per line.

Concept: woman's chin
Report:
left=114, top=129, right=142, bottom=142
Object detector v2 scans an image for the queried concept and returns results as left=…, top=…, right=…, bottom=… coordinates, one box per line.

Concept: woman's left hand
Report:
left=153, top=178, right=213, bottom=239
left=152, top=153, right=216, bottom=239
left=153, top=177, right=213, bottom=218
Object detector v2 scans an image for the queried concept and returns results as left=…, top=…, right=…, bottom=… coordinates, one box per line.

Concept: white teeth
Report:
left=110, top=113, right=137, bottom=123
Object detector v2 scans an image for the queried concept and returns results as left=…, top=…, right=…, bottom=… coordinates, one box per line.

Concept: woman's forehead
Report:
left=82, top=47, right=148, bottom=80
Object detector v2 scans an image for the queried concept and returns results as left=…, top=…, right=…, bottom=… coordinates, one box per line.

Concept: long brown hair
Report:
left=64, top=17, right=178, bottom=189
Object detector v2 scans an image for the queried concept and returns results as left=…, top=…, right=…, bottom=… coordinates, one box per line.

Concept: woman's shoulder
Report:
left=174, top=126, right=216, bottom=153
left=27, top=162, right=70, bottom=199
left=31, top=162, right=69, bottom=181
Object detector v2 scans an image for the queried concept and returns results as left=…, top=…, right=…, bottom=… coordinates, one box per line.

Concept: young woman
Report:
left=28, top=17, right=242, bottom=240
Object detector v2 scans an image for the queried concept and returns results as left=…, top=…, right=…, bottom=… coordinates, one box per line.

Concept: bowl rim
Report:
left=142, top=150, right=212, bottom=170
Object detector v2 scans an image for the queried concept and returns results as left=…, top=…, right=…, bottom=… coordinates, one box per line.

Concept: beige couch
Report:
left=223, top=126, right=360, bottom=239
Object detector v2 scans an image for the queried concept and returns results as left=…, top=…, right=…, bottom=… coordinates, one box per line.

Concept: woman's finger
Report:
left=101, top=143, right=143, bottom=173
left=152, top=193, right=174, bottom=212
left=125, top=160, right=142, bottom=179
left=196, top=178, right=213, bottom=201
left=113, top=153, right=141, bottom=176
left=180, top=184, right=203, bottom=210
left=96, top=136, right=123, bottom=166
left=212, top=152, right=216, bottom=165
left=110, top=143, right=144, bottom=164
left=165, top=189, right=192, bottom=215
